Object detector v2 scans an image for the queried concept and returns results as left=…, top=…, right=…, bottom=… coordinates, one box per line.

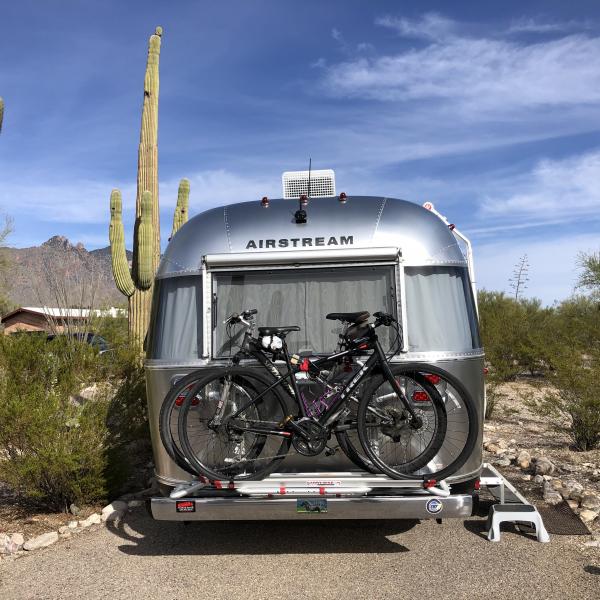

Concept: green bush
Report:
left=0, top=328, right=149, bottom=511
left=532, top=295, right=600, bottom=450
left=478, top=290, right=553, bottom=380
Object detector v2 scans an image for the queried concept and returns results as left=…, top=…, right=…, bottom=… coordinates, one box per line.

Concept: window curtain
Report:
left=404, top=266, right=480, bottom=352
left=215, top=267, right=395, bottom=355
left=149, top=276, right=203, bottom=359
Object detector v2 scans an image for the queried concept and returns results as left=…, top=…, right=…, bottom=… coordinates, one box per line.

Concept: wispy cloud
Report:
left=481, top=150, right=600, bottom=219
left=507, top=17, right=590, bottom=35
left=375, top=13, right=458, bottom=41
left=320, top=33, right=600, bottom=112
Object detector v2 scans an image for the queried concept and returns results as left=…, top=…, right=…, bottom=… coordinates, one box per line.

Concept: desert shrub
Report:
left=531, top=295, right=600, bottom=450
left=0, top=328, right=149, bottom=510
left=478, top=290, right=553, bottom=379
left=533, top=347, right=600, bottom=451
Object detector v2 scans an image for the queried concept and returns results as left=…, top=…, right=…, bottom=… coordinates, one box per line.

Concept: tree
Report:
left=576, top=250, right=600, bottom=295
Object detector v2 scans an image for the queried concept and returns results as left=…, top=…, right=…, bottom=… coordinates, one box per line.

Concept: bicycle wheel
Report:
left=159, top=371, right=215, bottom=475
left=358, top=364, right=479, bottom=481
left=178, top=368, right=293, bottom=481
left=335, top=392, right=379, bottom=473
left=357, top=366, right=447, bottom=479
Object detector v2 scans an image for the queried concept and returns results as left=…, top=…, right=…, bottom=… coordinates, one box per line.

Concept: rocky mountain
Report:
left=0, top=236, right=132, bottom=309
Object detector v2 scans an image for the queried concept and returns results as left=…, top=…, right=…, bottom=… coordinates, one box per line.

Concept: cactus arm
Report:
left=171, top=178, right=190, bottom=238
left=109, top=189, right=136, bottom=297
left=135, top=190, right=154, bottom=290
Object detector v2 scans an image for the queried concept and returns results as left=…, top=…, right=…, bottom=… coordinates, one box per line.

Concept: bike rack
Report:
left=480, top=463, right=549, bottom=543
left=152, top=470, right=470, bottom=522
left=170, top=471, right=450, bottom=499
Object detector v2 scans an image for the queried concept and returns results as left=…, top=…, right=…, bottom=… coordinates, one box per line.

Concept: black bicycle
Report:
left=162, top=309, right=478, bottom=482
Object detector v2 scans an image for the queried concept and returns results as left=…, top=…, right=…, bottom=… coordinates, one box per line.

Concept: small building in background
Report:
left=0, top=306, right=125, bottom=334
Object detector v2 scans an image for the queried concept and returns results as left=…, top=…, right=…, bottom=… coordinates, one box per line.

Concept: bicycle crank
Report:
left=291, top=418, right=329, bottom=457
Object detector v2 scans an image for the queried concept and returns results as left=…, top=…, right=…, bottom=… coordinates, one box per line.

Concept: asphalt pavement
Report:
left=1, top=504, right=598, bottom=600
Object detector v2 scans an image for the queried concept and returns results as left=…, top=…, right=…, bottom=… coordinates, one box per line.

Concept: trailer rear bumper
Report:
left=150, top=494, right=473, bottom=521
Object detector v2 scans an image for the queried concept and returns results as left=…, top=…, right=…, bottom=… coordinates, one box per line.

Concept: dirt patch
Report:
left=0, top=484, right=102, bottom=538
left=485, top=380, right=600, bottom=533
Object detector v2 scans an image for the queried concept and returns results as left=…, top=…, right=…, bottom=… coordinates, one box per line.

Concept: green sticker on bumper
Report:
left=297, top=498, right=327, bottom=513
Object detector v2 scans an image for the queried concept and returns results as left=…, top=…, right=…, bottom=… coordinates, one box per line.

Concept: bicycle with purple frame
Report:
left=163, top=308, right=478, bottom=484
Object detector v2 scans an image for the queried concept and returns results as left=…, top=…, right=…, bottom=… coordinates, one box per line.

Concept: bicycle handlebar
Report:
left=223, top=308, right=258, bottom=326
left=372, top=312, right=397, bottom=327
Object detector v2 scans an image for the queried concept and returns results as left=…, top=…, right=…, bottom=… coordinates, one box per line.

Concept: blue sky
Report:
left=1, top=0, right=600, bottom=304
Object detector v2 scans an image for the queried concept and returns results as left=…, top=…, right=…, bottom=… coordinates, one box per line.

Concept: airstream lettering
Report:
left=245, top=235, right=353, bottom=249
left=147, top=175, right=485, bottom=522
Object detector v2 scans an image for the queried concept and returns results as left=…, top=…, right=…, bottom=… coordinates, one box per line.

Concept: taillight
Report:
left=424, top=374, right=441, bottom=385
left=412, top=390, right=430, bottom=402
left=474, top=479, right=481, bottom=491
left=175, top=394, right=199, bottom=407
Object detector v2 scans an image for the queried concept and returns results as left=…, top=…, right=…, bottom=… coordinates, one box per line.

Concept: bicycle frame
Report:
left=225, top=325, right=419, bottom=441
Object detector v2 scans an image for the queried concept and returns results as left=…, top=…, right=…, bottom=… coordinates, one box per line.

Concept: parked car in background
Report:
left=46, top=332, right=110, bottom=354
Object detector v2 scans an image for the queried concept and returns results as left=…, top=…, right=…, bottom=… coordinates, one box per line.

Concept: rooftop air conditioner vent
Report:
left=282, top=169, right=336, bottom=199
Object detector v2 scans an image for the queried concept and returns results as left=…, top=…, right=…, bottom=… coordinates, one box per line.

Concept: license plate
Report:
left=296, top=498, right=327, bottom=514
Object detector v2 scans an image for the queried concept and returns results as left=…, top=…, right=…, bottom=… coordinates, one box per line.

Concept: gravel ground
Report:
left=1, top=504, right=599, bottom=600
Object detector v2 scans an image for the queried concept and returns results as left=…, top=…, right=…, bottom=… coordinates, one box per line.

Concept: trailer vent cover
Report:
left=282, top=169, right=336, bottom=199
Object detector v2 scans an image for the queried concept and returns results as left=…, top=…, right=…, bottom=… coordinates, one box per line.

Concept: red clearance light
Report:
left=339, top=192, right=348, bottom=204
left=299, top=194, right=308, bottom=206
left=448, top=224, right=456, bottom=231
left=424, top=374, right=441, bottom=385
left=474, top=479, right=481, bottom=491
left=412, top=390, right=430, bottom=402
left=261, top=196, right=269, bottom=208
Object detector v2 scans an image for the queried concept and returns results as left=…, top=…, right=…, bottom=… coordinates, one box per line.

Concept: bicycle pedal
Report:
left=324, top=446, right=337, bottom=456
left=278, top=415, right=294, bottom=428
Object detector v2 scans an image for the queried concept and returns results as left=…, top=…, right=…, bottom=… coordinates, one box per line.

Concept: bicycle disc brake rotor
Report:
left=380, top=407, right=429, bottom=442
left=292, top=419, right=328, bottom=456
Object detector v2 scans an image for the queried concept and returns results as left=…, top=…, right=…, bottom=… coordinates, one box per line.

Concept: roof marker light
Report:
left=339, top=192, right=347, bottom=204
left=261, top=196, right=269, bottom=208
left=299, top=194, right=308, bottom=207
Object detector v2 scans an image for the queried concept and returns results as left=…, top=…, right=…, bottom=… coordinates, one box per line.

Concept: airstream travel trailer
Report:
left=147, top=170, right=486, bottom=522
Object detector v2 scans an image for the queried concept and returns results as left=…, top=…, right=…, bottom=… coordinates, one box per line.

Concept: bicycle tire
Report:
left=178, top=367, right=293, bottom=481
left=358, top=363, right=478, bottom=481
left=334, top=390, right=379, bottom=473
left=357, top=366, right=447, bottom=479
left=158, top=370, right=212, bottom=475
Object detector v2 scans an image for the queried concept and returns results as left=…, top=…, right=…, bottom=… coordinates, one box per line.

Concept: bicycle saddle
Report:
left=258, top=326, right=301, bottom=336
left=325, top=311, right=370, bottom=324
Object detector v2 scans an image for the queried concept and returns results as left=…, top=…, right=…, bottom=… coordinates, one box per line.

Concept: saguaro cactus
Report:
left=171, top=178, right=190, bottom=238
left=109, top=27, right=190, bottom=350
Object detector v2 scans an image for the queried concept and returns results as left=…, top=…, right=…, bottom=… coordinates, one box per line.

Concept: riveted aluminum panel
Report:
left=157, top=197, right=465, bottom=278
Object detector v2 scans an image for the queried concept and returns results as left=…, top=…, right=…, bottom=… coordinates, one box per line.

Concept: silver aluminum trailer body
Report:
left=146, top=195, right=484, bottom=518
